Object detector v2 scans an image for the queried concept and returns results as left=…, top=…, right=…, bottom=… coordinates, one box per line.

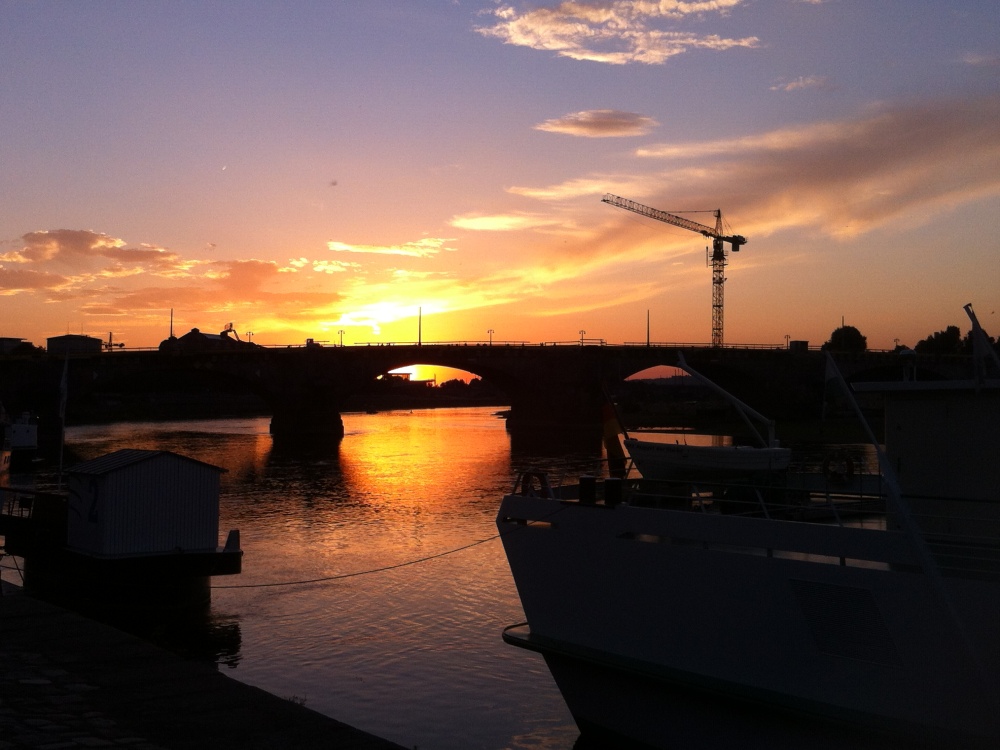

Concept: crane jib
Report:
left=601, top=193, right=746, bottom=249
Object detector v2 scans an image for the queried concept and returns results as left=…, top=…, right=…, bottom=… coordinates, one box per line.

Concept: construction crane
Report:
left=602, top=193, right=747, bottom=347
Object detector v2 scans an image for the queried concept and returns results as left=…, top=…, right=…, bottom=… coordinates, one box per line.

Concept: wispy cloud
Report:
left=534, top=109, right=659, bottom=137
left=628, top=96, right=1000, bottom=238
left=507, top=175, right=654, bottom=201
left=961, top=52, right=1000, bottom=67
left=769, top=75, right=833, bottom=93
left=326, top=238, right=456, bottom=257
left=74, top=258, right=347, bottom=328
left=450, top=212, right=562, bottom=231
left=476, top=1, right=758, bottom=65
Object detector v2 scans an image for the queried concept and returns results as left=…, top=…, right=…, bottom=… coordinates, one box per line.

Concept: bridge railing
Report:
left=0, top=340, right=914, bottom=356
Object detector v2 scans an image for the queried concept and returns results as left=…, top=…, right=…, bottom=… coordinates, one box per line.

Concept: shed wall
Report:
left=67, top=455, right=221, bottom=557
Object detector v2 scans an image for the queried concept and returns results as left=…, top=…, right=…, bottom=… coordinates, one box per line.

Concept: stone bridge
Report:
left=0, top=342, right=975, bottom=451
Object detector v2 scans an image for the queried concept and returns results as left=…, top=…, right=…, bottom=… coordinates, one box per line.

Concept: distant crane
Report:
left=221, top=322, right=244, bottom=342
left=602, top=193, right=747, bottom=347
left=103, top=332, right=124, bottom=351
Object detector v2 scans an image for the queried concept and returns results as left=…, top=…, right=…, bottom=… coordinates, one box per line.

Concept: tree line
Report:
left=821, top=323, right=999, bottom=354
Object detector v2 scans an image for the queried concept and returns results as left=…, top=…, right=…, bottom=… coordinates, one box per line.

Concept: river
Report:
left=2, top=407, right=887, bottom=749
left=51, top=408, right=600, bottom=750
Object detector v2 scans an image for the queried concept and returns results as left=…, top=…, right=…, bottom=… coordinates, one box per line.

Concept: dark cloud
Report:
left=15, top=229, right=181, bottom=270
left=0, top=266, right=68, bottom=292
left=18, top=229, right=125, bottom=263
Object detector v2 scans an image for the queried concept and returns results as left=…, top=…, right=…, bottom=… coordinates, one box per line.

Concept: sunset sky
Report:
left=2, top=1, right=998, bottom=360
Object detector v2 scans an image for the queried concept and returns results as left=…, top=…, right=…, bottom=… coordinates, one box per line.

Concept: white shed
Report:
left=67, top=449, right=227, bottom=558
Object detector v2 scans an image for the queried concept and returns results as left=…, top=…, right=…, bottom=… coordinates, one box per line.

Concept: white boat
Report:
left=8, top=411, right=38, bottom=469
left=497, top=311, right=1000, bottom=749
left=623, top=353, right=790, bottom=480
left=9, top=411, right=38, bottom=452
left=624, top=436, right=791, bottom=478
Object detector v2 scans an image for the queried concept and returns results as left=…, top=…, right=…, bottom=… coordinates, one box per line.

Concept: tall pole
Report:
left=418, top=307, right=422, bottom=346
left=646, top=310, right=650, bottom=346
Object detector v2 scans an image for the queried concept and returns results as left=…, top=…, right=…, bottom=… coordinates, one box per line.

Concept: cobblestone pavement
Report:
left=1, top=584, right=405, bottom=750
left=0, top=645, right=168, bottom=749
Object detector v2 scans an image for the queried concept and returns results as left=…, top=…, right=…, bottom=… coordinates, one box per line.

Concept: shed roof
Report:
left=68, top=449, right=226, bottom=477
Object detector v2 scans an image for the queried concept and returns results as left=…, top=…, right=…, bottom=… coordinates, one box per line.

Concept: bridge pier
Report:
left=506, top=383, right=606, bottom=443
left=269, top=398, right=345, bottom=442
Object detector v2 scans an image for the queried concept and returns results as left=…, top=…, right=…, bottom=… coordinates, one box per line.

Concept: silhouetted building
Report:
left=160, top=327, right=257, bottom=352
left=0, top=337, right=26, bottom=354
left=47, top=334, right=103, bottom=355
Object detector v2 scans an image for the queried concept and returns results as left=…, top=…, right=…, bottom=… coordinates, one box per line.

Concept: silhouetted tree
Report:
left=821, top=325, right=867, bottom=352
left=439, top=378, right=470, bottom=392
left=8, top=342, right=45, bottom=356
left=914, top=325, right=963, bottom=355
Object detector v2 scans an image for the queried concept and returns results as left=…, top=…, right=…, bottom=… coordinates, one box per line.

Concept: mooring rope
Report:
left=210, top=502, right=568, bottom=590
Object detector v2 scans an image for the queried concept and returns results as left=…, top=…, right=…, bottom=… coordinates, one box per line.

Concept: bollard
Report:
left=604, top=477, right=623, bottom=507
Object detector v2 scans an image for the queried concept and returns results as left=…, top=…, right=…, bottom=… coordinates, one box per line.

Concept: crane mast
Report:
left=602, top=193, right=747, bottom=347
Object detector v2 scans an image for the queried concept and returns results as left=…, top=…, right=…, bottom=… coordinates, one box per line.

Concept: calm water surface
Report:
left=58, top=408, right=594, bottom=750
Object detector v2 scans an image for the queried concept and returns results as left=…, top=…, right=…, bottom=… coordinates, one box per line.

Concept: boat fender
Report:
left=519, top=471, right=553, bottom=499
left=822, top=451, right=854, bottom=486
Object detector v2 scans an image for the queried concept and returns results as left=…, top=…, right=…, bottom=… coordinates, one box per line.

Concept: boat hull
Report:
left=497, top=494, right=1000, bottom=748
left=624, top=438, right=791, bottom=480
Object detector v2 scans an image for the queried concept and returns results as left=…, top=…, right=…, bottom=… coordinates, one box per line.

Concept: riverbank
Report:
left=0, top=583, right=407, bottom=750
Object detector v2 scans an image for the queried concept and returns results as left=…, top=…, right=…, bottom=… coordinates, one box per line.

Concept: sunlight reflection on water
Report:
left=60, top=408, right=584, bottom=750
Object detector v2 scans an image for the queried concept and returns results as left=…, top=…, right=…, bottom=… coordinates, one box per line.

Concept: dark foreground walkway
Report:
left=0, top=584, right=406, bottom=750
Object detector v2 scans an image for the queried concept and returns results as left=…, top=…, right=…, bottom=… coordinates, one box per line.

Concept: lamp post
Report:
left=784, top=334, right=790, bottom=349
left=338, top=329, right=345, bottom=347
left=487, top=329, right=494, bottom=346
left=579, top=329, right=586, bottom=345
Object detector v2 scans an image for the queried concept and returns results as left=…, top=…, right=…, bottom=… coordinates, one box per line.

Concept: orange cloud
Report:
left=477, top=1, right=758, bottom=65
left=0, top=266, right=68, bottom=294
left=534, top=109, right=658, bottom=137
left=327, top=238, right=456, bottom=257
left=450, top=212, right=562, bottom=231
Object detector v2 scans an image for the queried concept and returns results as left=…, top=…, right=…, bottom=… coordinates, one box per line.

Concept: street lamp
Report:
left=487, top=329, right=494, bottom=346
left=579, top=329, right=586, bottom=345
left=784, top=334, right=790, bottom=349
left=338, top=329, right=345, bottom=347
